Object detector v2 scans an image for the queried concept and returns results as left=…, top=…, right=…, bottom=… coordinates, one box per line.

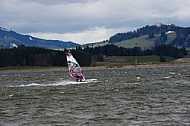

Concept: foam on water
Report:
left=14, top=79, right=98, bottom=87
left=163, top=76, right=171, bottom=79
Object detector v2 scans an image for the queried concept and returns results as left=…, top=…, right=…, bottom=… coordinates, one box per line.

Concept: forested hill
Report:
left=0, top=27, right=80, bottom=49
left=109, top=23, right=190, bottom=48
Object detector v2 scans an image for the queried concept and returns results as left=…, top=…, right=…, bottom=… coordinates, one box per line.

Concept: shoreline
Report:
left=1, top=62, right=190, bottom=72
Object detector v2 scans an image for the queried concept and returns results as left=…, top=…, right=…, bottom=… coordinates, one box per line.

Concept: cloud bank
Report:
left=1, top=0, right=190, bottom=44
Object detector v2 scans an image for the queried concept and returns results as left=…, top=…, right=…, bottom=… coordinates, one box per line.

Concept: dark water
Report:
left=0, top=66, right=190, bottom=125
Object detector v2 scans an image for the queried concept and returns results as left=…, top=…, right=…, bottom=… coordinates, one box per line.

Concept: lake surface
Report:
left=0, top=66, right=190, bottom=125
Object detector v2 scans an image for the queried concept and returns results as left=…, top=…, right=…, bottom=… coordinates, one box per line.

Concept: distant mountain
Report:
left=0, top=27, right=80, bottom=49
left=109, top=23, right=190, bottom=49
left=2, top=23, right=190, bottom=50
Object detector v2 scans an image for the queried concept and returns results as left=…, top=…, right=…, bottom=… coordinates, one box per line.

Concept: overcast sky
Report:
left=1, top=0, right=190, bottom=44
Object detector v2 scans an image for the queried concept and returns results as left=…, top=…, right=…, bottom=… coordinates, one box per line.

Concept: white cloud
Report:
left=29, top=26, right=133, bottom=44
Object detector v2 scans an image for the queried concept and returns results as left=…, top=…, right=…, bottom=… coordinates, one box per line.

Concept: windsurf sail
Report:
left=65, top=50, right=85, bottom=82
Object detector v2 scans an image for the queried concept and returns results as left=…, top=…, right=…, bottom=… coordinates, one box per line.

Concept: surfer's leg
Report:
left=76, top=79, right=79, bottom=82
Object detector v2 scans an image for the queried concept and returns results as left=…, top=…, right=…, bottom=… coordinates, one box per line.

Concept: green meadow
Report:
left=96, top=55, right=175, bottom=66
left=114, top=32, right=176, bottom=49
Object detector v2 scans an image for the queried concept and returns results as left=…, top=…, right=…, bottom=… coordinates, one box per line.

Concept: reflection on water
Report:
left=0, top=66, right=190, bottom=125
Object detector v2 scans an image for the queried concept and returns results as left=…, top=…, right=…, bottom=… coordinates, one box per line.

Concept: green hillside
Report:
left=114, top=32, right=177, bottom=49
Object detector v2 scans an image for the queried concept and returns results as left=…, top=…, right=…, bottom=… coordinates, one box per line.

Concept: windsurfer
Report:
left=65, top=50, right=85, bottom=82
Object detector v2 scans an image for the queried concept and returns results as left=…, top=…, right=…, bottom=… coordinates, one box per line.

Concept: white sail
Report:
left=65, top=51, right=85, bottom=81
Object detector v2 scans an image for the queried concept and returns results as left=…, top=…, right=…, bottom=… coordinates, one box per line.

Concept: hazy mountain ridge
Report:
left=0, top=27, right=80, bottom=49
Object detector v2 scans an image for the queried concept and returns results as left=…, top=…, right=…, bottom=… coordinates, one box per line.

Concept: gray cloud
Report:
left=23, top=0, right=95, bottom=5
left=1, top=0, right=190, bottom=44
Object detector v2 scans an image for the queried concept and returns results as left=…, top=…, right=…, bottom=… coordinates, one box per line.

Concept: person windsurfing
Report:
left=65, top=50, right=85, bottom=82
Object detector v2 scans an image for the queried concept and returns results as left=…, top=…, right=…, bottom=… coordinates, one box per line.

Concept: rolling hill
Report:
left=114, top=31, right=177, bottom=49
left=109, top=23, right=190, bottom=49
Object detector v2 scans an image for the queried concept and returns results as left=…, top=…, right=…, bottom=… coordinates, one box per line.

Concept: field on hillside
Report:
left=114, top=35, right=156, bottom=49
left=114, top=32, right=176, bottom=49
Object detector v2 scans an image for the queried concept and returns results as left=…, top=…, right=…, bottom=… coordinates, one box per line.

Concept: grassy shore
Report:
left=1, top=56, right=190, bottom=71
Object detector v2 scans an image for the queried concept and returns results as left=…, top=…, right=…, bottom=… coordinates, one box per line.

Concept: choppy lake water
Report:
left=0, top=66, right=190, bottom=125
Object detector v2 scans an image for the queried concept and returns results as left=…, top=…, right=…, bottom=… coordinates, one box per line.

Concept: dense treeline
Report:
left=0, top=46, right=66, bottom=67
left=81, top=44, right=187, bottom=58
left=0, top=46, right=91, bottom=67
left=0, top=44, right=187, bottom=67
left=171, top=27, right=190, bottom=47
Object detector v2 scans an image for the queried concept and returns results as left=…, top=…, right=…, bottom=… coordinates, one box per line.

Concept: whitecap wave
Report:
left=19, top=83, right=41, bottom=87
left=163, top=76, right=171, bottom=79
left=13, top=79, right=98, bottom=87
